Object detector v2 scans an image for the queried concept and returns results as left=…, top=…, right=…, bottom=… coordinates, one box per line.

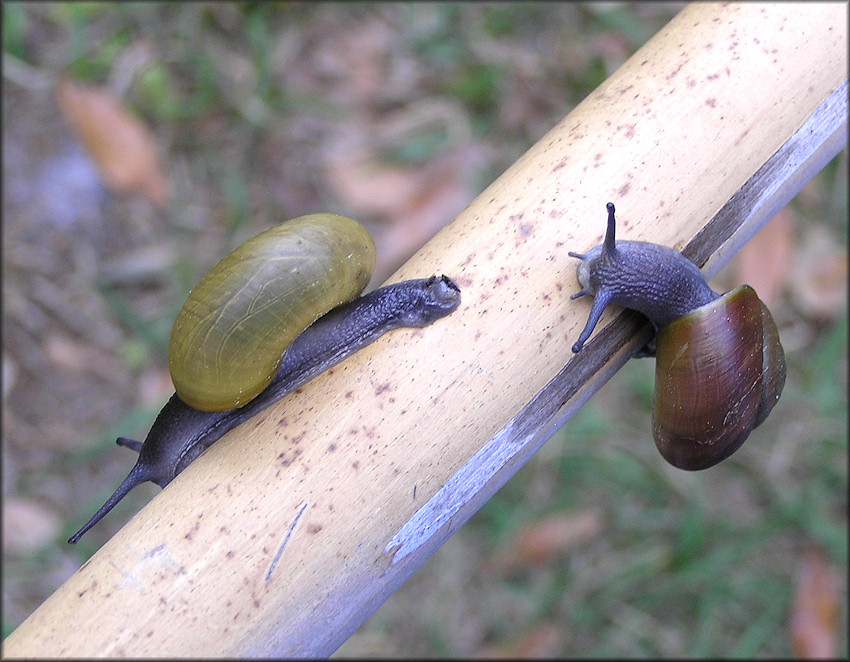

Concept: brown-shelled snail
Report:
left=68, top=213, right=461, bottom=543
left=569, top=203, right=785, bottom=471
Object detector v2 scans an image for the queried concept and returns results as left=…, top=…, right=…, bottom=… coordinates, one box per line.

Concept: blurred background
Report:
left=2, top=2, right=846, bottom=657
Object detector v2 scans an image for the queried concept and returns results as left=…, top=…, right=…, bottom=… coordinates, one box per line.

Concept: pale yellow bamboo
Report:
left=4, top=2, right=846, bottom=657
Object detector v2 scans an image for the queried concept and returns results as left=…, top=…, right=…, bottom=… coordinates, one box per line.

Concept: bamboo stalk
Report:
left=4, top=2, right=846, bottom=657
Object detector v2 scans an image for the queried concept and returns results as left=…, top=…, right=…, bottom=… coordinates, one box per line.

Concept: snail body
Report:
left=569, top=203, right=785, bottom=470
left=68, top=214, right=461, bottom=544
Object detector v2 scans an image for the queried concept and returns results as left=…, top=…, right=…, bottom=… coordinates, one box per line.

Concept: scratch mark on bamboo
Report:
left=266, top=502, right=309, bottom=582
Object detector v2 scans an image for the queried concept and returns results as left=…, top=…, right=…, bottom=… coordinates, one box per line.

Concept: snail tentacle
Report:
left=67, top=463, right=159, bottom=545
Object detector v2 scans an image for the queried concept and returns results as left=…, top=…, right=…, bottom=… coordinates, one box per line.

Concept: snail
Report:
left=68, top=213, right=461, bottom=544
left=569, top=203, right=785, bottom=471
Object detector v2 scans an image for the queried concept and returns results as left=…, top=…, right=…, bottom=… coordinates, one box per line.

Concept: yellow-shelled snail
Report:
left=569, top=203, right=785, bottom=470
left=68, top=213, right=461, bottom=543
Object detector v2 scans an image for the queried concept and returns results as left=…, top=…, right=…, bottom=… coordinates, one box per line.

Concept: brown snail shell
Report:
left=651, top=285, right=786, bottom=470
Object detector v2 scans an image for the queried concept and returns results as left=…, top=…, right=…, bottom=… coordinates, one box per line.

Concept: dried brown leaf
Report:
left=789, top=227, right=848, bottom=320
left=789, top=546, right=840, bottom=659
left=488, top=509, right=604, bottom=574
left=372, top=145, right=485, bottom=281
left=326, top=132, right=485, bottom=281
left=325, top=144, right=422, bottom=218
left=735, top=207, right=793, bottom=306
left=56, top=79, right=167, bottom=208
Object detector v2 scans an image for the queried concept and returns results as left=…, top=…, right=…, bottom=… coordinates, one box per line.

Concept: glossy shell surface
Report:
left=168, top=213, right=376, bottom=411
left=651, top=285, right=786, bottom=470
